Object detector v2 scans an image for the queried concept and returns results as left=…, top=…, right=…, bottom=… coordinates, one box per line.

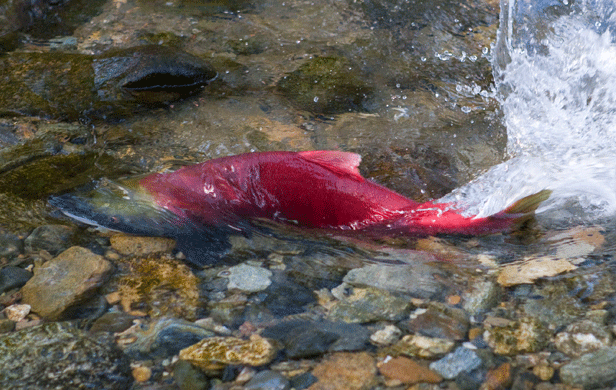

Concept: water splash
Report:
left=441, top=0, right=616, bottom=221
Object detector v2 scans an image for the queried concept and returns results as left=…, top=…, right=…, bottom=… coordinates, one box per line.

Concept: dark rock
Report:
left=0, top=265, right=32, bottom=294
left=122, top=317, right=214, bottom=359
left=277, top=56, right=374, bottom=115
left=0, top=231, right=22, bottom=258
left=173, top=360, right=209, bottom=390
left=0, top=321, right=132, bottom=390
left=0, top=318, right=15, bottom=333
left=261, top=320, right=371, bottom=358
left=290, top=373, right=318, bottom=390
left=89, top=311, right=139, bottom=334
left=24, top=224, right=75, bottom=255
left=244, top=370, right=291, bottom=390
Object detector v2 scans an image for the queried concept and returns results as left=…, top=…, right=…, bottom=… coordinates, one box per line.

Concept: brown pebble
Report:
left=105, top=292, right=121, bottom=305
left=309, top=352, right=376, bottom=390
left=447, top=295, right=461, bottom=305
left=482, top=362, right=512, bottom=390
left=132, top=366, right=152, bottom=382
left=468, top=327, right=483, bottom=340
left=532, top=363, right=554, bottom=381
left=378, top=356, right=442, bottom=385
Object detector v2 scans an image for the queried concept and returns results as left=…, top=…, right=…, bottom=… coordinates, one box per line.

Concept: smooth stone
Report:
left=0, top=318, right=15, bottom=333
left=399, top=302, right=469, bottom=341
left=225, top=263, right=273, bottom=293
left=0, top=322, right=131, bottom=390
left=89, top=311, right=139, bottom=334
left=343, top=263, right=448, bottom=299
left=378, top=356, right=442, bottom=385
left=261, top=320, right=371, bottom=358
left=179, top=334, right=277, bottom=370
left=260, top=272, right=316, bottom=317
left=290, top=373, right=318, bottom=390
left=24, top=224, right=75, bottom=255
left=20, top=246, right=114, bottom=320
left=0, top=231, right=22, bottom=258
left=308, top=352, right=376, bottom=390
left=327, top=286, right=412, bottom=323
left=0, top=265, right=32, bottom=294
left=244, top=370, right=291, bottom=390
left=109, top=234, right=176, bottom=256
left=173, top=360, right=209, bottom=390
left=560, top=346, right=616, bottom=388
left=3, top=303, right=30, bottom=322
left=429, top=346, right=483, bottom=380
left=122, top=317, right=214, bottom=359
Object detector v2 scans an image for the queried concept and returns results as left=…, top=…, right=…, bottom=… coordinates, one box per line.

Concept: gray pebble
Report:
left=244, top=370, right=290, bottom=390
left=429, top=346, right=483, bottom=380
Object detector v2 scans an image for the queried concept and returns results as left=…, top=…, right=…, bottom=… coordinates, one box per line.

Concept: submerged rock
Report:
left=112, top=254, right=200, bottom=320
left=327, top=286, right=412, bottom=323
left=0, top=265, right=31, bottom=294
left=0, top=45, right=216, bottom=121
left=483, top=317, right=549, bottom=355
left=277, top=56, right=374, bottom=115
left=121, top=317, right=214, bottom=359
left=378, top=356, right=442, bottom=385
left=560, top=346, right=616, bottom=388
left=429, top=346, right=483, bottom=380
left=554, top=319, right=612, bottom=357
left=24, top=224, right=75, bottom=255
left=179, top=334, right=277, bottom=370
left=20, top=246, right=114, bottom=320
left=308, top=352, right=377, bottom=390
left=0, top=321, right=132, bottom=390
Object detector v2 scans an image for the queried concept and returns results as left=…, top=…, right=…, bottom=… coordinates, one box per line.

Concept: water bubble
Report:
left=461, top=106, right=472, bottom=114
left=313, top=97, right=319, bottom=102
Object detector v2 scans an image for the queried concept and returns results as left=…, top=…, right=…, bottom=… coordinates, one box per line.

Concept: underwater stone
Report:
left=378, top=356, right=442, bottom=385
left=244, top=370, right=291, bottom=390
left=0, top=265, right=32, bottom=294
left=24, top=224, right=75, bottom=255
left=109, top=234, right=176, bottom=256
left=0, top=321, right=132, bottom=390
left=20, top=246, right=114, bottom=320
left=393, top=334, right=456, bottom=358
left=327, top=286, right=412, bottom=323
left=429, top=346, right=483, bottom=380
left=179, top=334, right=277, bottom=370
left=483, top=317, right=549, bottom=356
left=173, top=360, right=209, bottom=390
left=343, top=263, right=449, bottom=299
left=0, top=45, right=216, bottom=121
left=225, top=263, right=273, bottom=293
left=113, top=254, right=199, bottom=320
left=309, top=352, right=377, bottom=390
left=560, top=346, right=616, bottom=388
left=399, top=302, right=469, bottom=341
left=121, top=317, right=214, bottom=360
left=554, top=319, right=612, bottom=357
left=277, top=56, right=373, bottom=115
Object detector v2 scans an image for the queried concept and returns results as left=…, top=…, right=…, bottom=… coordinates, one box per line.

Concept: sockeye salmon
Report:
left=49, top=150, right=550, bottom=264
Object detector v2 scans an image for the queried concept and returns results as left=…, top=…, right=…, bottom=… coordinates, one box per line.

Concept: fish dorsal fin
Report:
left=298, top=150, right=363, bottom=180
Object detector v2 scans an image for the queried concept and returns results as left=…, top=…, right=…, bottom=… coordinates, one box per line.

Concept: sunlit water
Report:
left=442, top=0, right=616, bottom=224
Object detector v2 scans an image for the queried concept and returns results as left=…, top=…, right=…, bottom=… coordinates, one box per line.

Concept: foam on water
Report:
left=441, top=0, right=616, bottom=221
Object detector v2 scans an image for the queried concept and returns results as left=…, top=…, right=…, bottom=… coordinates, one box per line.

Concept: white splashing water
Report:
left=441, top=0, right=616, bottom=221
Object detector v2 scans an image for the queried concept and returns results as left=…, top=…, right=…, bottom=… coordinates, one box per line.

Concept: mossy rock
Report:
left=277, top=56, right=374, bottom=115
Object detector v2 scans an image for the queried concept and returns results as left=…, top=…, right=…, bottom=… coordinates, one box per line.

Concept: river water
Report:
left=3, top=0, right=616, bottom=388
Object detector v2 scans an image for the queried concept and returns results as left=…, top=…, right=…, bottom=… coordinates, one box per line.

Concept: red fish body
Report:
left=138, top=150, right=540, bottom=236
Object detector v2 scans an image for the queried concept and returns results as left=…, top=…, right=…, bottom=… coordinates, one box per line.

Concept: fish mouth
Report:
left=48, top=177, right=189, bottom=237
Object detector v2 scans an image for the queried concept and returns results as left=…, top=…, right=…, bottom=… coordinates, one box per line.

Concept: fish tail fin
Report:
left=489, top=189, right=552, bottom=232
left=502, top=189, right=552, bottom=215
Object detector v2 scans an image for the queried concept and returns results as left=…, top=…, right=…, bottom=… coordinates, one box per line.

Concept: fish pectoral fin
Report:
left=502, top=189, right=552, bottom=216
